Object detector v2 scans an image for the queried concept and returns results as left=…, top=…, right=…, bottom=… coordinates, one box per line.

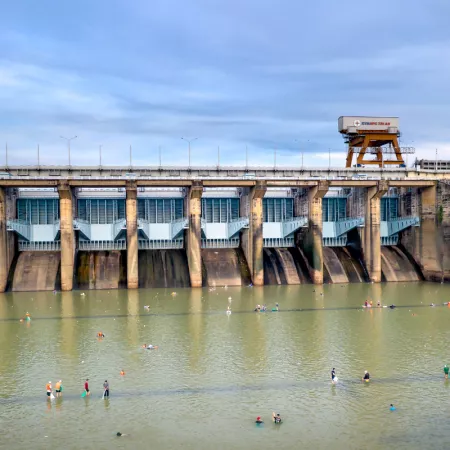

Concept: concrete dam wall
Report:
left=323, top=247, right=369, bottom=284
left=138, top=250, right=191, bottom=288
left=75, top=251, right=127, bottom=290
left=381, top=246, right=423, bottom=282
left=7, top=244, right=424, bottom=291
left=11, top=251, right=61, bottom=291
left=202, top=248, right=251, bottom=287
left=263, top=247, right=312, bottom=285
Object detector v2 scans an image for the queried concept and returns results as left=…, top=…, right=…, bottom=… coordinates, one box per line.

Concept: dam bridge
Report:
left=0, top=164, right=448, bottom=291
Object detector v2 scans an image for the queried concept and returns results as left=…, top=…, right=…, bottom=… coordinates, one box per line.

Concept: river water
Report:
left=1, top=282, right=450, bottom=450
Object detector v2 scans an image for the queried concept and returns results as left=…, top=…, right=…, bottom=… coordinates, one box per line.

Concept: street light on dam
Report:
left=181, top=137, right=198, bottom=167
left=60, top=135, right=77, bottom=166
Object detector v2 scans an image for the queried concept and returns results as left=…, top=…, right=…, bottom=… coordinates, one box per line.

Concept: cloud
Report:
left=0, top=0, right=449, bottom=167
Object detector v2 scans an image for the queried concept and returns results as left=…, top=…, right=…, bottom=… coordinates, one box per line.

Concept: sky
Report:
left=0, top=0, right=449, bottom=168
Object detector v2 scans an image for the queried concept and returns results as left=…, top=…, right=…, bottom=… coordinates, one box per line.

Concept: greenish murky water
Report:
left=1, top=282, right=450, bottom=450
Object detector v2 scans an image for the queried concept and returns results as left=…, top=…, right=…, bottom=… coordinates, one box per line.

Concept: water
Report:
left=1, top=282, right=450, bottom=450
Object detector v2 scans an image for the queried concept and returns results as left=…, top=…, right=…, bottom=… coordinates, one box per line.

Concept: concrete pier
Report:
left=0, top=188, right=8, bottom=292
left=363, top=181, right=388, bottom=282
left=417, top=185, right=440, bottom=280
left=58, top=183, right=75, bottom=291
left=126, top=182, right=138, bottom=289
left=241, top=182, right=267, bottom=286
left=305, top=181, right=329, bottom=284
left=186, top=181, right=203, bottom=287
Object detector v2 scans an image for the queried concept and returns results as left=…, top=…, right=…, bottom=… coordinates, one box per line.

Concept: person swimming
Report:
left=254, top=304, right=261, bottom=312
left=97, top=332, right=105, bottom=338
left=255, top=416, right=264, bottom=424
left=390, top=404, right=396, bottom=411
left=146, top=344, right=158, bottom=350
left=272, top=412, right=282, bottom=424
left=389, top=304, right=396, bottom=309
left=362, top=371, right=370, bottom=382
left=116, top=432, right=127, bottom=437
left=120, top=370, right=125, bottom=376
left=444, top=364, right=449, bottom=379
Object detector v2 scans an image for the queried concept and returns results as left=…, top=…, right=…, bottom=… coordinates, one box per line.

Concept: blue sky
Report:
left=0, top=0, right=449, bottom=167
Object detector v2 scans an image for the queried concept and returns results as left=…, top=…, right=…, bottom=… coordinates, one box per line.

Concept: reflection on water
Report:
left=1, top=283, right=450, bottom=450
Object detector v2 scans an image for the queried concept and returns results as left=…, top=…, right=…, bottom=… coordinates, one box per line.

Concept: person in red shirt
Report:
left=84, top=379, right=90, bottom=396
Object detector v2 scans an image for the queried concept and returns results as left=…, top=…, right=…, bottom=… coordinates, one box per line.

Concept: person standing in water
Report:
left=331, top=368, right=337, bottom=383
left=46, top=381, right=52, bottom=399
left=55, top=380, right=62, bottom=398
left=272, top=412, right=282, bottom=423
left=103, top=380, right=109, bottom=398
left=444, top=365, right=449, bottom=379
left=84, top=379, right=90, bottom=396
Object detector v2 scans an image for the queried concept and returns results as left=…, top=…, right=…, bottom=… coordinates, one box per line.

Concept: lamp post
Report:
left=295, top=139, right=309, bottom=170
left=181, top=137, right=198, bottom=167
left=60, top=135, right=77, bottom=166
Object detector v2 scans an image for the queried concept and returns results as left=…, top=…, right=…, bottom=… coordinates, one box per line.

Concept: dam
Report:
left=1, top=166, right=449, bottom=291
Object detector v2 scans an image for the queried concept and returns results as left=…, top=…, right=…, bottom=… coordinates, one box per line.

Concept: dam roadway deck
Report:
left=0, top=164, right=445, bottom=188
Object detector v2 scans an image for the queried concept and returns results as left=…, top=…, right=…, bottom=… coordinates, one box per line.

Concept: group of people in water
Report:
left=331, top=367, right=371, bottom=384
left=45, top=332, right=159, bottom=400
left=254, top=303, right=279, bottom=312
left=255, top=412, right=282, bottom=424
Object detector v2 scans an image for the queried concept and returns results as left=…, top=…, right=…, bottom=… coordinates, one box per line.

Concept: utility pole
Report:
left=217, top=146, right=220, bottom=167
left=328, top=148, right=331, bottom=169
left=99, top=145, right=102, bottom=166
left=60, top=135, right=77, bottom=166
left=274, top=148, right=277, bottom=168
left=246, top=146, right=248, bottom=167
left=37, top=145, right=40, bottom=167
left=129, top=145, right=132, bottom=167
left=159, top=146, right=162, bottom=167
left=5, top=143, right=8, bottom=167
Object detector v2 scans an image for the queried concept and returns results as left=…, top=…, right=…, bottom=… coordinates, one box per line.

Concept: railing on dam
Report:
left=78, top=240, right=126, bottom=251
left=7, top=219, right=31, bottom=241
left=201, top=238, right=240, bottom=249
left=1, top=164, right=448, bottom=181
left=19, top=241, right=61, bottom=251
left=138, top=239, right=184, bottom=249
left=263, top=237, right=295, bottom=248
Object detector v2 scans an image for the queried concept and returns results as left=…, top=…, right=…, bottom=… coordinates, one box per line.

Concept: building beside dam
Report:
left=1, top=164, right=450, bottom=291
